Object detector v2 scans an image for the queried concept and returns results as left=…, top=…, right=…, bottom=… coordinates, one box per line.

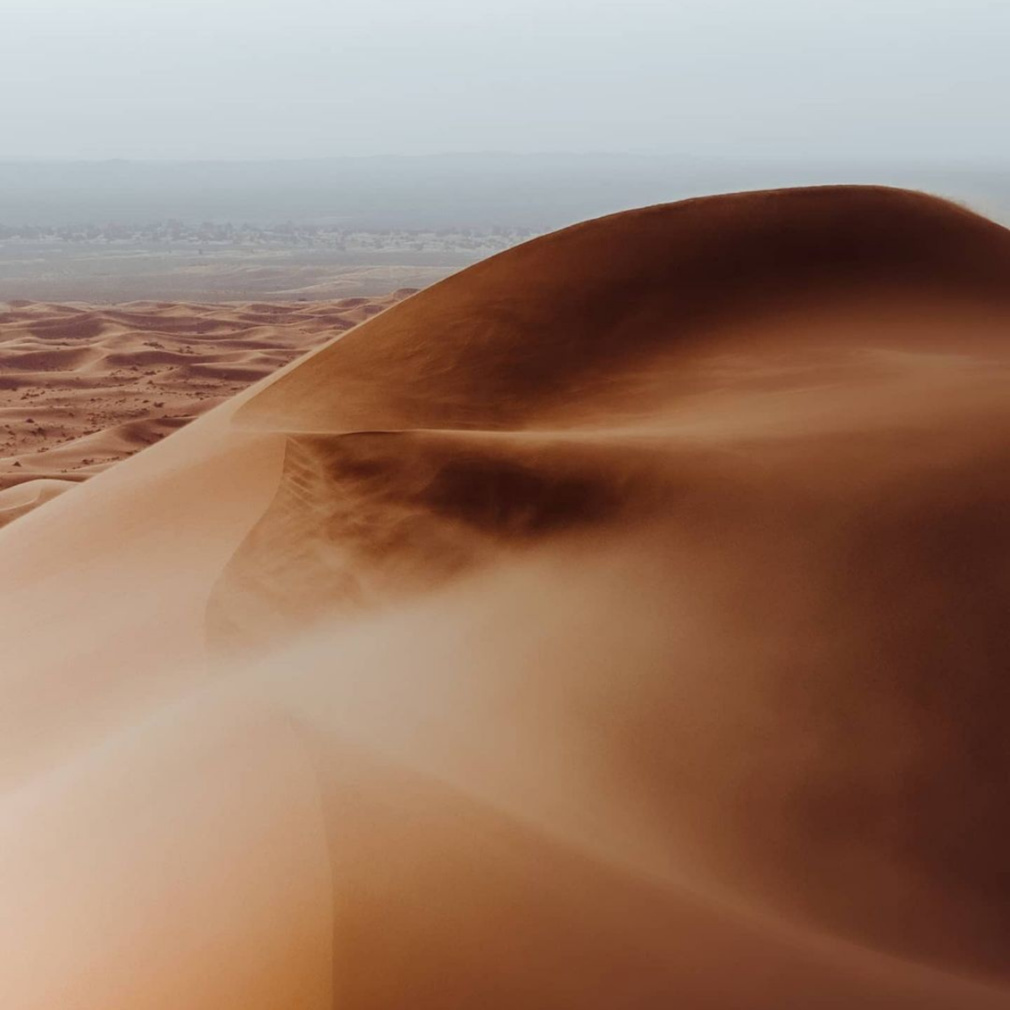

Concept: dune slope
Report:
left=1, top=186, right=1009, bottom=1008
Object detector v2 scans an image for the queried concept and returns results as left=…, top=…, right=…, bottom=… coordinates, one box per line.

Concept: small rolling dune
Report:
left=0, top=187, right=1009, bottom=1008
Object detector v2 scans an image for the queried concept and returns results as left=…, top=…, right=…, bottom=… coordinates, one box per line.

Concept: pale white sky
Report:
left=3, top=0, right=1008, bottom=161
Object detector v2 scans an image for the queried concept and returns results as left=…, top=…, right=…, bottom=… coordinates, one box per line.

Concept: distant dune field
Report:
left=0, top=293, right=414, bottom=524
left=0, top=187, right=1009, bottom=1008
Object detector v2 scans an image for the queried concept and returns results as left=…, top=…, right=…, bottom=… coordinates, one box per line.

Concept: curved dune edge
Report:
left=0, top=187, right=1008, bottom=1006
left=235, top=184, right=1010, bottom=433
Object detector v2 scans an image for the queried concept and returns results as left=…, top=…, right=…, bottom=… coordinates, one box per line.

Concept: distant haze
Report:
left=3, top=153, right=1010, bottom=304
left=2, top=156, right=1010, bottom=232
left=4, top=0, right=1010, bottom=163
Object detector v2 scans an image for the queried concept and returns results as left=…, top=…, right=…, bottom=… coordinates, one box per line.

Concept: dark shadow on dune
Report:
left=207, top=430, right=653, bottom=646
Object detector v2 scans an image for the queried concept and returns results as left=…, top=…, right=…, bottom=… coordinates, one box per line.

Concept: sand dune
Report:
left=0, top=186, right=1009, bottom=1007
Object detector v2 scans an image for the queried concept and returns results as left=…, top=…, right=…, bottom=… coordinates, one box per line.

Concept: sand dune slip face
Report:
left=1, top=187, right=1010, bottom=1008
left=0, top=292, right=414, bottom=525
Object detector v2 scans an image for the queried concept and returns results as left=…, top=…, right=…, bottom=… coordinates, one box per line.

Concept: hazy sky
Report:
left=3, top=0, right=1008, bottom=162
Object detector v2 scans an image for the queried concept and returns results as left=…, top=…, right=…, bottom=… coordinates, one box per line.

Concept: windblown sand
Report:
left=0, top=187, right=1008, bottom=1008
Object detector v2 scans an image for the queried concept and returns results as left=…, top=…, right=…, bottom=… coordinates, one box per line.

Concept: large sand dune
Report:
left=0, top=186, right=1008, bottom=1007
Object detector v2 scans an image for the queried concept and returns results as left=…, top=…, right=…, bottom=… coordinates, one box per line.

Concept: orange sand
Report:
left=0, top=187, right=1008, bottom=1008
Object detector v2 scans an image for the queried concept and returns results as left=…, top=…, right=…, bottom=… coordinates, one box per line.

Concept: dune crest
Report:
left=1, top=187, right=1010, bottom=1007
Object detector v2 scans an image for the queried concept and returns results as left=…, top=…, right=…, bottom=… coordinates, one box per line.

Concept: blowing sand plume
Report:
left=0, top=185, right=1009, bottom=1007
